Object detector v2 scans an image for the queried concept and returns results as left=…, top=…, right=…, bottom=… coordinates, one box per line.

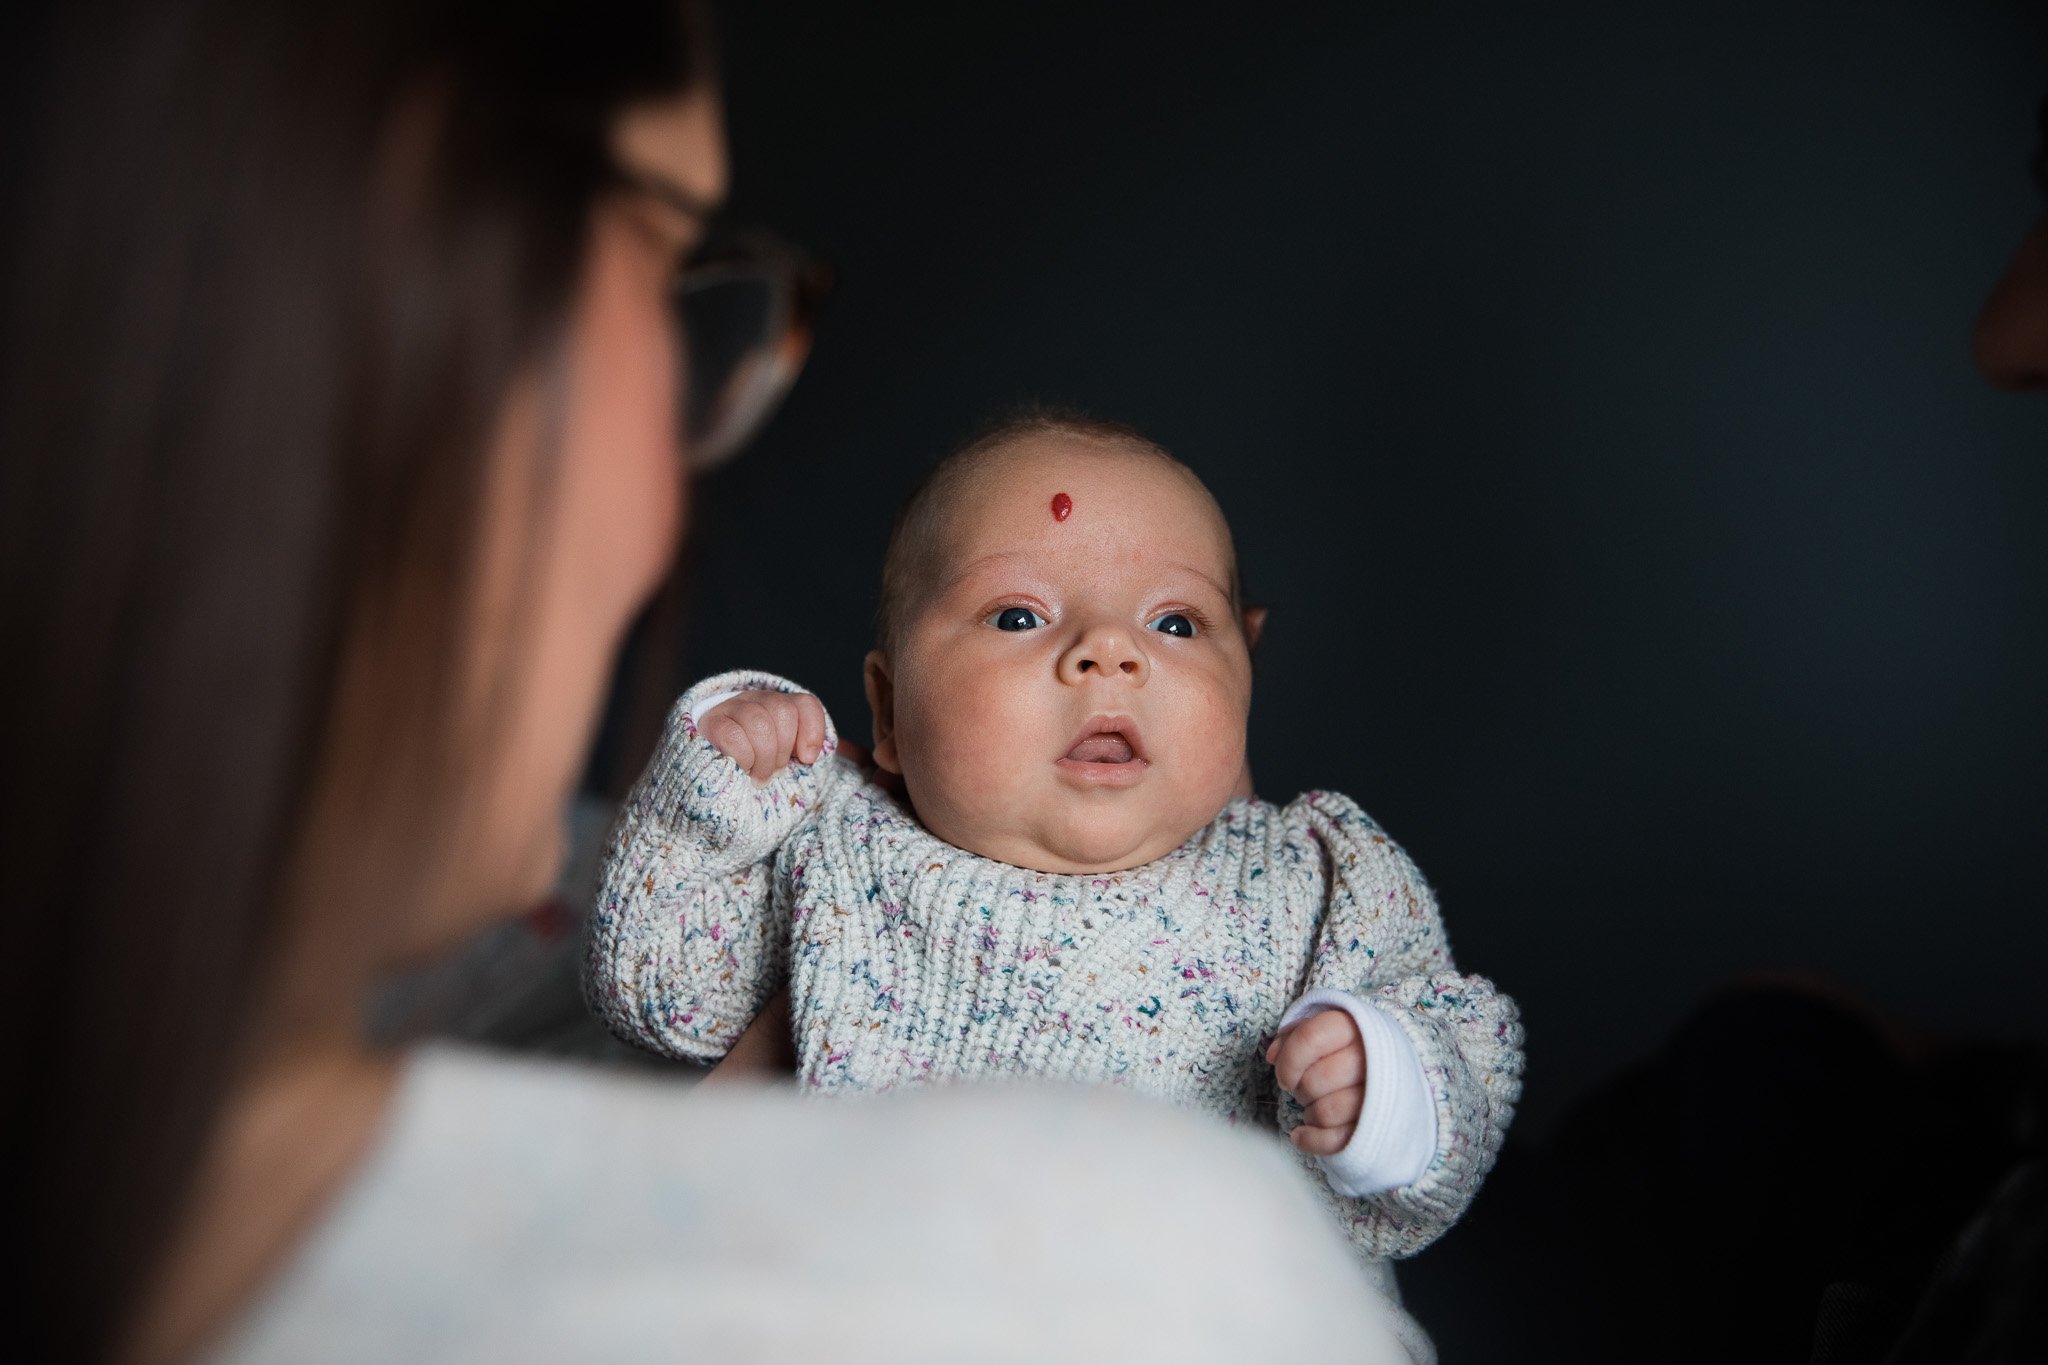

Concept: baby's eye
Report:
left=1147, top=612, right=1198, bottom=638
left=987, top=606, right=1047, bottom=631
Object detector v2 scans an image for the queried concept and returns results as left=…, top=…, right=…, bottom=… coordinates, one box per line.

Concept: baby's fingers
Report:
left=794, top=694, right=827, bottom=765
left=1288, top=1123, right=1355, bottom=1157
left=734, top=703, right=786, bottom=783
left=1295, top=1044, right=1366, bottom=1106
left=1302, top=1084, right=1364, bottom=1132
left=1266, top=1011, right=1358, bottom=1094
left=702, top=692, right=825, bottom=782
left=763, top=700, right=800, bottom=781
left=704, top=710, right=756, bottom=773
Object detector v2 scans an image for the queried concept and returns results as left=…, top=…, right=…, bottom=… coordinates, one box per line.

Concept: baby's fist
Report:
left=1266, top=1010, right=1367, bottom=1156
left=701, top=691, right=827, bottom=783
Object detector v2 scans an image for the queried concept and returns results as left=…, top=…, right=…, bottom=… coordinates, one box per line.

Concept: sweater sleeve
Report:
left=1278, top=791, right=1525, bottom=1259
left=583, top=670, right=856, bottom=1062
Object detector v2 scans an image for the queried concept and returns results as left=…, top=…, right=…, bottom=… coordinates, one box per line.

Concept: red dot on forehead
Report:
left=1050, top=492, right=1073, bottom=522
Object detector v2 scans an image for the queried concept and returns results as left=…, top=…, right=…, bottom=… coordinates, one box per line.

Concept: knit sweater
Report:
left=586, top=671, right=1525, bottom=1259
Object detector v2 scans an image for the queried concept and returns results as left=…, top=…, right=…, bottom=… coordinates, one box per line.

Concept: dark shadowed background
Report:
left=592, top=0, right=2048, bottom=1145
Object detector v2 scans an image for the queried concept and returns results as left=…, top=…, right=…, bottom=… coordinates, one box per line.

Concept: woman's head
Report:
left=1975, top=213, right=2048, bottom=390
left=1972, top=97, right=2048, bottom=390
left=2, top=1, right=719, bottom=1353
left=429, top=90, right=727, bottom=952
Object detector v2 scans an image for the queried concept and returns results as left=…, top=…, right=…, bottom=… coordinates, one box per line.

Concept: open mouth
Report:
left=1065, top=732, right=1137, bottom=764
left=1057, top=716, right=1148, bottom=783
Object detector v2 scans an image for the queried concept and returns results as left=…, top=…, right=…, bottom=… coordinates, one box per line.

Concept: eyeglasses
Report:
left=619, top=169, right=834, bottom=471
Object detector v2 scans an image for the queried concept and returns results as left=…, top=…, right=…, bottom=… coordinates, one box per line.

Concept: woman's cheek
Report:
left=546, top=202, right=687, bottom=631
left=576, top=247, right=685, bottom=612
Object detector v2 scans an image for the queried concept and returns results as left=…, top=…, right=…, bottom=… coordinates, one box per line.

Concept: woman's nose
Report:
left=1973, top=215, right=2048, bottom=391
left=1057, top=624, right=1149, bottom=686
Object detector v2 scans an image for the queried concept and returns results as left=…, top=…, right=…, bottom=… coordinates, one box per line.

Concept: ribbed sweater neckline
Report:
left=843, top=781, right=1264, bottom=894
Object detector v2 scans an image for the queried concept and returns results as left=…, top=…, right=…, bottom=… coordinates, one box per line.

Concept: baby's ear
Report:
left=1242, top=605, right=1269, bottom=651
left=862, top=649, right=903, bottom=775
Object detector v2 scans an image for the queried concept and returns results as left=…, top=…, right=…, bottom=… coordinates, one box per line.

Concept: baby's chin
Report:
left=927, top=804, right=1218, bottom=877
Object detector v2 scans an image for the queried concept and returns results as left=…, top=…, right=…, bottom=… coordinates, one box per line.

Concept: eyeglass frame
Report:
left=608, top=165, right=834, bottom=470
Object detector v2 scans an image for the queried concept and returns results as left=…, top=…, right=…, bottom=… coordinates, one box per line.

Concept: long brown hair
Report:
left=0, top=2, right=707, bottom=1356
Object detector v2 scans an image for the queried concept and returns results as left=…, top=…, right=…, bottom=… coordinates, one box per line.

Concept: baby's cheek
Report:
left=935, top=728, right=1019, bottom=802
left=906, top=670, right=1033, bottom=807
left=1178, top=681, right=1250, bottom=795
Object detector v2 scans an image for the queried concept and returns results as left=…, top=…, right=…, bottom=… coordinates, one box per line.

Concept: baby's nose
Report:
left=1057, top=625, right=1149, bottom=686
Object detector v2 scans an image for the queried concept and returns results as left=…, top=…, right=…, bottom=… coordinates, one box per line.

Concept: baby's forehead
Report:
left=934, top=436, right=1237, bottom=580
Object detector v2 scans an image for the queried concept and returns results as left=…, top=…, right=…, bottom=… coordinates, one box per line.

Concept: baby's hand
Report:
left=700, top=691, right=827, bottom=783
left=1266, top=1011, right=1367, bottom=1156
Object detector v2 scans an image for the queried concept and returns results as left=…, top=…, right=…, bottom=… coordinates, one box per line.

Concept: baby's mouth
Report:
left=1058, top=716, right=1148, bottom=781
left=1065, top=733, right=1137, bottom=764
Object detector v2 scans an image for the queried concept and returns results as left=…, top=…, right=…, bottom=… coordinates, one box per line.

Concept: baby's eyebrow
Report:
left=940, top=551, right=1234, bottom=603
left=935, top=550, right=1034, bottom=596
left=1165, top=563, right=1236, bottom=604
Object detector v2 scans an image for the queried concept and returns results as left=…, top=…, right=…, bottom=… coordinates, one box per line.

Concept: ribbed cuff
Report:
left=1277, top=987, right=1437, bottom=1197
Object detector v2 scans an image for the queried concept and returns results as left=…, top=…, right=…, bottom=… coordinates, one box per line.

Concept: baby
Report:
left=587, top=413, right=1524, bottom=1265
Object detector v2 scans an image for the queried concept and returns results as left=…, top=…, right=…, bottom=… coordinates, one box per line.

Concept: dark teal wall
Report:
left=604, top=0, right=2048, bottom=1132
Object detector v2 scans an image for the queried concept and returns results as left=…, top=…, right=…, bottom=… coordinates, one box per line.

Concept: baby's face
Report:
left=870, top=437, right=1253, bottom=874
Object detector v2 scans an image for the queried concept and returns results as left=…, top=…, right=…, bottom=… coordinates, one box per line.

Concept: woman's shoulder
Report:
left=212, top=1045, right=1424, bottom=1363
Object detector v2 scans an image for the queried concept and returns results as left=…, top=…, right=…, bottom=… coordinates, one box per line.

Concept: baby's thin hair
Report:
left=874, top=403, right=1240, bottom=651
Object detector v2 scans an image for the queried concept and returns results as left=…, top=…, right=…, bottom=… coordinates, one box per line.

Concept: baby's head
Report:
left=864, top=412, right=1262, bottom=875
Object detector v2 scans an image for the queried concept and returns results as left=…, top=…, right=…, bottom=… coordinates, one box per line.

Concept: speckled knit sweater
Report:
left=586, top=671, right=1525, bottom=1260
